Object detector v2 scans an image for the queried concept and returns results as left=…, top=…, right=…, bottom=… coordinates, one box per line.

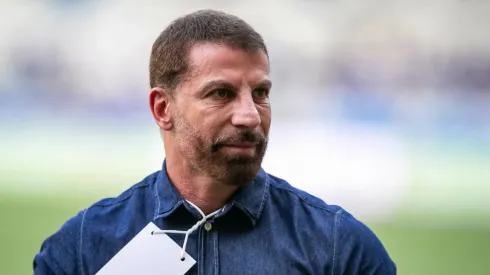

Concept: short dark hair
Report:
left=149, top=10, right=268, bottom=91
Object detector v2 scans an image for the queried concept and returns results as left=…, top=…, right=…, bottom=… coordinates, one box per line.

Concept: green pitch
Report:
left=1, top=193, right=489, bottom=275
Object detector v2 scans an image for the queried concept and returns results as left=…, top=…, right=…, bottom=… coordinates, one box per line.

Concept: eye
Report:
left=252, top=88, right=268, bottom=99
left=212, top=88, right=233, bottom=98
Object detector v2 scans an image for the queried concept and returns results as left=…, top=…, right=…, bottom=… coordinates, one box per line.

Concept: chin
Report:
left=222, top=161, right=262, bottom=186
left=207, top=147, right=266, bottom=186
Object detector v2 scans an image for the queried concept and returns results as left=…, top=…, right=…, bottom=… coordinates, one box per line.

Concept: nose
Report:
left=230, top=94, right=261, bottom=129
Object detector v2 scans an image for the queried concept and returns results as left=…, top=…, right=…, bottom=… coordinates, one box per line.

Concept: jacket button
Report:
left=204, top=222, right=212, bottom=231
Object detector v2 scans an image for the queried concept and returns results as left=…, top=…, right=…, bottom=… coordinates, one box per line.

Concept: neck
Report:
left=165, top=158, right=239, bottom=215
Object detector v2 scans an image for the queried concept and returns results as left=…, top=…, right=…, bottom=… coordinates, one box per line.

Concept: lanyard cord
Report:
left=151, top=200, right=221, bottom=261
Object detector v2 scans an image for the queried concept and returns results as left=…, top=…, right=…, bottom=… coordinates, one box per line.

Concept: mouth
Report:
left=222, top=142, right=256, bottom=148
left=220, top=142, right=257, bottom=153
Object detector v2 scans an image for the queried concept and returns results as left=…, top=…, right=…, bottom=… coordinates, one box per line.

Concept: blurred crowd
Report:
left=1, top=0, right=489, bottom=133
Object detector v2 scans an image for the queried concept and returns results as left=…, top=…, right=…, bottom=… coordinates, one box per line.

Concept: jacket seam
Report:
left=269, top=183, right=339, bottom=214
left=153, top=176, right=161, bottom=219
left=78, top=208, right=88, bottom=275
left=332, top=209, right=343, bottom=275
left=255, top=175, right=270, bottom=219
left=92, top=183, right=150, bottom=208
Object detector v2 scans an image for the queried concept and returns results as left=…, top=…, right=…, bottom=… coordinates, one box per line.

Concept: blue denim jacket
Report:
left=34, top=162, right=396, bottom=275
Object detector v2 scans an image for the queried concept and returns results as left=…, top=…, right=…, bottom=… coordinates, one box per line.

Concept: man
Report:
left=34, top=10, right=396, bottom=275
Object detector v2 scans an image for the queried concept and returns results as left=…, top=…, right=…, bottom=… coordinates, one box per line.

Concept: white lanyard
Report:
left=152, top=200, right=221, bottom=261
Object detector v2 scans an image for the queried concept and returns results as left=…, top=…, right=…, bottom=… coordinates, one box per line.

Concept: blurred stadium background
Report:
left=1, top=0, right=490, bottom=274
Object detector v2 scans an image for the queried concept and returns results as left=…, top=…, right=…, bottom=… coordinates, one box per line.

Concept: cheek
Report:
left=259, top=107, right=272, bottom=132
left=185, top=118, right=214, bottom=145
left=200, top=109, right=229, bottom=131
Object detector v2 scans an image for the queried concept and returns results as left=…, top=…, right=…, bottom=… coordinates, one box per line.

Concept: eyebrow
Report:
left=197, top=80, right=235, bottom=95
left=197, top=79, right=272, bottom=95
left=258, top=79, right=272, bottom=89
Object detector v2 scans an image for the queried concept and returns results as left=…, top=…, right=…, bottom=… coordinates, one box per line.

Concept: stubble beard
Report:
left=172, top=112, right=268, bottom=186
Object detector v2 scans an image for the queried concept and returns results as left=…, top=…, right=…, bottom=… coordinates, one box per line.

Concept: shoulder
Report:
left=33, top=209, right=87, bottom=274
left=266, top=173, right=396, bottom=274
left=79, top=172, right=158, bottom=231
left=266, top=172, right=343, bottom=216
left=333, top=210, right=396, bottom=274
left=82, top=171, right=159, bottom=247
left=34, top=171, right=160, bottom=274
left=89, top=171, right=158, bottom=209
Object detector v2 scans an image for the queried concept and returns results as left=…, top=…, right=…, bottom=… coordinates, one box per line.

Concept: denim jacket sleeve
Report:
left=332, top=210, right=396, bottom=275
left=33, top=209, right=87, bottom=275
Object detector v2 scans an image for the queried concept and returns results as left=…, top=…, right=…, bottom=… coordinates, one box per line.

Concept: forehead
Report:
left=186, top=43, right=270, bottom=83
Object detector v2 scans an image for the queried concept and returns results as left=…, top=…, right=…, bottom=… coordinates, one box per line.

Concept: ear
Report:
left=149, top=87, right=173, bottom=131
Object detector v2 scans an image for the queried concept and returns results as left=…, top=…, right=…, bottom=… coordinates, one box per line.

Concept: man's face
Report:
left=170, top=43, right=271, bottom=186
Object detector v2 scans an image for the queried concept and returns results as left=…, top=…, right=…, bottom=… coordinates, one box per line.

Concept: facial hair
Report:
left=172, top=108, right=268, bottom=186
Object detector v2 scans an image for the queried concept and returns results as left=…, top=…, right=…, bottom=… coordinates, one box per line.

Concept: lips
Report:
left=222, top=142, right=256, bottom=148
left=211, top=131, right=266, bottom=153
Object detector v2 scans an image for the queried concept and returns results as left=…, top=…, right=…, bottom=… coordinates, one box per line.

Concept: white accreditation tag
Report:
left=96, top=222, right=196, bottom=275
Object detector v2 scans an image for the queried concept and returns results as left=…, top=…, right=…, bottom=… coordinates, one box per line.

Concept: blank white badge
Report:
left=96, top=222, right=196, bottom=275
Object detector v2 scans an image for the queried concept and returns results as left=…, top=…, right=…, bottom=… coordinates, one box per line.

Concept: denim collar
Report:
left=153, top=160, right=270, bottom=227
